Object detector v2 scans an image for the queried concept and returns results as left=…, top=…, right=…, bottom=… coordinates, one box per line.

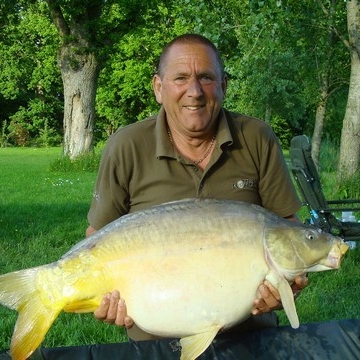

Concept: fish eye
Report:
left=306, top=230, right=316, bottom=241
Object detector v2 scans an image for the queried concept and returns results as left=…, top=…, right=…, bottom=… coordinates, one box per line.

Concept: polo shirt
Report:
left=87, top=107, right=301, bottom=230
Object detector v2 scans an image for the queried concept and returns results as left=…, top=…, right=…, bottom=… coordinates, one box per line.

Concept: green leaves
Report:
left=0, top=0, right=353, bottom=151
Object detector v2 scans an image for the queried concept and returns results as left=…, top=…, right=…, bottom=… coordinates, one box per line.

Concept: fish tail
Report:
left=0, top=268, right=61, bottom=360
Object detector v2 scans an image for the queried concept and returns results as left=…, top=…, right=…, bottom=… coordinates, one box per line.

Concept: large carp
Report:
left=0, top=198, right=348, bottom=360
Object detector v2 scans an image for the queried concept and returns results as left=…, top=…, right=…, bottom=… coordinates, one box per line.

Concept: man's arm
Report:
left=86, top=225, right=97, bottom=237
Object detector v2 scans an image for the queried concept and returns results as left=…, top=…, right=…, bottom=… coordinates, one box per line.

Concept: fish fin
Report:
left=266, top=272, right=299, bottom=329
left=179, top=326, right=220, bottom=360
left=64, top=297, right=101, bottom=313
left=11, top=299, right=60, bottom=360
left=0, top=268, right=61, bottom=360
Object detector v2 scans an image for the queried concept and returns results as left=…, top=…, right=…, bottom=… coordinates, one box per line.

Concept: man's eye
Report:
left=174, top=77, right=187, bottom=84
left=199, top=76, right=214, bottom=85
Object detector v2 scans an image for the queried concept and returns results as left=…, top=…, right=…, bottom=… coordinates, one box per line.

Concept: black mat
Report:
left=1, top=319, right=359, bottom=359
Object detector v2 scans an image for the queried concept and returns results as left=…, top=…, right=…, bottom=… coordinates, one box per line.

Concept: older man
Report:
left=86, top=34, right=307, bottom=340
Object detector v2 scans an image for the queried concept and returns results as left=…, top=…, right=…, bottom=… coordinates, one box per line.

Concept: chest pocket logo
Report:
left=233, top=179, right=258, bottom=189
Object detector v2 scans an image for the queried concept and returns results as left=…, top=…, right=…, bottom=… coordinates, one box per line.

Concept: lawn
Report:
left=0, top=147, right=359, bottom=352
left=0, top=147, right=126, bottom=351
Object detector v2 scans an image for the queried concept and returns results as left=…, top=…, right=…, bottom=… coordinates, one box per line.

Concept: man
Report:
left=86, top=34, right=307, bottom=340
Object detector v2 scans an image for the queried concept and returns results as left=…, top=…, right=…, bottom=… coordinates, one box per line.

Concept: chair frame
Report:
left=290, top=135, right=360, bottom=241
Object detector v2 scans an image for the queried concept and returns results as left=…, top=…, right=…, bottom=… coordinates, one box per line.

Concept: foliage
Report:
left=269, top=115, right=293, bottom=148
left=95, top=5, right=175, bottom=136
left=337, top=171, right=360, bottom=200
left=0, top=0, right=353, bottom=153
left=0, top=1, right=63, bottom=146
left=0, top=120, right=9, bottom=147
left=49, top=151, right=101, bottom=172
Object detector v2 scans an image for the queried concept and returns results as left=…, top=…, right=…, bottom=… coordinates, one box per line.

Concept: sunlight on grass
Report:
left=0, top=147, right=127, bottom=350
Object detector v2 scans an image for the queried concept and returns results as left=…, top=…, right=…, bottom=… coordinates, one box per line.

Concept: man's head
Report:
left=153, top=34, right=227, bottom=138
left=156, top=34, right=225, bottom=78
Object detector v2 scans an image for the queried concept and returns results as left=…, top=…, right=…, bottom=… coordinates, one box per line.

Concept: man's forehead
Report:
left=163, top=43, right=221, bottom=74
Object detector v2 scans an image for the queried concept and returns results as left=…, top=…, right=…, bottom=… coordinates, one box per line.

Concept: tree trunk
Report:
left=60, top=45, right=100, bottom=158
left=338, top=0, right=360, bottom=178
left=311, top=76, right=328, bottom=171
left=46, top=0, right=102, bottom=159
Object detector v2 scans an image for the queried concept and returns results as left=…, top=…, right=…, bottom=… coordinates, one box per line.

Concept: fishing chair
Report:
left=289, top=135, right=360, bottom=242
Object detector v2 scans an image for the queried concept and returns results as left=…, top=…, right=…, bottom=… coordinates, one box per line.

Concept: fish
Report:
left=0, top=198, right=348, bottom=360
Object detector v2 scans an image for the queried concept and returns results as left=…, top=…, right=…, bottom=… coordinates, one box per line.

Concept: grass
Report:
left=0, top=147, right=126, bottom=351
left=0, top=147, right=359, bottom=351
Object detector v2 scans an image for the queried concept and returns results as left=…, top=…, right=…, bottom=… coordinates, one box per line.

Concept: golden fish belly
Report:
left=106, top=237, right=268, bottom=337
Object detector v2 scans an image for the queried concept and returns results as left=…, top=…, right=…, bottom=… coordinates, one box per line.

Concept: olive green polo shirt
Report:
left=88, top=107, right=301, bottom=230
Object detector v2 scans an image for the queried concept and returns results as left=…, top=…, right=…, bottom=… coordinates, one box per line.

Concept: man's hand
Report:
left=252, top=274, right=308, bottom=315
left=94, top=290, right=134, bottom=329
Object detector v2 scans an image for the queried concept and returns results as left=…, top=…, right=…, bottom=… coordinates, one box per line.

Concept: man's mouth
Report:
left=184, top=105, right=205, bottom=111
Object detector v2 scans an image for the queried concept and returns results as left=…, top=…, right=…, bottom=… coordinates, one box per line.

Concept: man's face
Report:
left=153, top=42, right=227, bottom=137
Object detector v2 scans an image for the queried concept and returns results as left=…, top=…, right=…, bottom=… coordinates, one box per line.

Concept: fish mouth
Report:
left=321, top=239, right=349, bottom=269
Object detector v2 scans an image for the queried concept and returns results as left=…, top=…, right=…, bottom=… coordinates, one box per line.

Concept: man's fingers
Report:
left=259, top=283, right=282, bottom=308
left=94, top=291, right=120, bottom=323
left=294, top=274, right=308, bottom=289
left=252, top=298, right=269, bottom=315
left=105, top=290, right=120, bottom=323
left=94, top=292, right=111, bottom=320
left=252, top=283, right=282, bottom=315
left=94, top=290, right=134, bottom=329
left=263, top=281, right=281, bottom=301
left=115, top=299, right=134, bottom=328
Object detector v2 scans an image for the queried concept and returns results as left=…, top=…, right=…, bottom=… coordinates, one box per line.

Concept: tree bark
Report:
left=339, top=0, right=360, bottom=178
left=60, top=46, right=100, bottom=158
left=311, top=79, right=328, bottom=171
left=46, top=0, right=101, bottom=158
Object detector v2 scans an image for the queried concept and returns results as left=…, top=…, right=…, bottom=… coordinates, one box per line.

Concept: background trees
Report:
left=339, top=0, right=360, bottom=178
left=0, top=0, right=358, bottom=177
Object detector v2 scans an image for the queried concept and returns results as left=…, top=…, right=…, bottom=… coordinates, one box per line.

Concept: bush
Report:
left=50, top=151, right=101, bottom=173
left=337, top=170, right=360, bottom=200
left=270, top=115, right=293, bottom=148
left=0, top=120, right=10, bottom=147
left=319, top=137, right=339, bottom=173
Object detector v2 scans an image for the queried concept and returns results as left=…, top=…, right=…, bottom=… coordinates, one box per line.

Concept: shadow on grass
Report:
left=0, top=201, right=91, bottom=270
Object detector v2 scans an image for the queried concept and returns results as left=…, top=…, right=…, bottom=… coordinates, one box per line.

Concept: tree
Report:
left=0, top=1, right=62, bottom=147
left=45, top=0, right=154, bottom=158
left=338, top=0, right=360, bottom=178
left=306, top=0, right=349, bottom=170
left=45, top=0, right=103, bottom=158
left=219, top=0, right=311, bottom=148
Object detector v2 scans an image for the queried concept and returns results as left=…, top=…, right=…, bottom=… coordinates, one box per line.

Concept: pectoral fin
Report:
left=63, top=297, right=102, bottom=313
left=180, top=325, right=221, bottom=360
left=266, top=272, right=299, bottom=329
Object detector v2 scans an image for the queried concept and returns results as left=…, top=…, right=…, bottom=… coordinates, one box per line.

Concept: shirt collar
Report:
left=156, top=106, right=175, bottom=159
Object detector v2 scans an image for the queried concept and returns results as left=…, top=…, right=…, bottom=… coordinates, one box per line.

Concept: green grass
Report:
left=0, top=147, right=359, bottom=351
left=0, top=147, right=126, bottom=351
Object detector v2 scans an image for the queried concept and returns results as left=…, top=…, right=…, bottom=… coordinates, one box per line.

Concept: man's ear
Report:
left=152, top=74, right=163, bottom=104
left=221, top=74, right=228, bottom=97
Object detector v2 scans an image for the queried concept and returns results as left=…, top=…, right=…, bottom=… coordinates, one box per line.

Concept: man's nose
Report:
left=186, top=77, right=203, bottom=97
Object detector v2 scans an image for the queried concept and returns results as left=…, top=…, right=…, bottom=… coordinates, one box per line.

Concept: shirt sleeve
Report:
left=258, top=130, right=301, bottom=218
left=87, top=136, right=130, bottom=230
